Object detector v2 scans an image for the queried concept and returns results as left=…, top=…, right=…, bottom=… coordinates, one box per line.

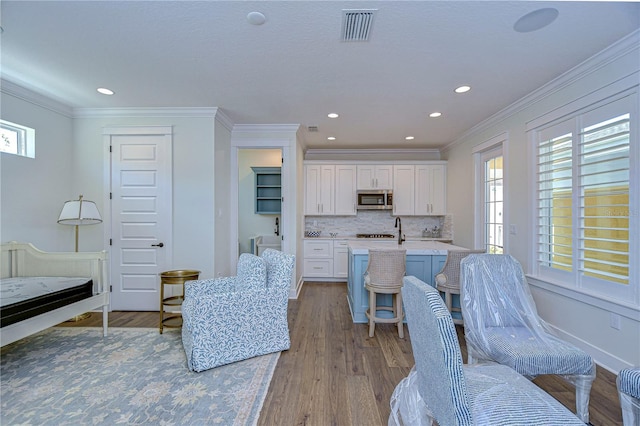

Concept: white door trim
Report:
left=102, top=126, right=173, bottom=308
left=229, top=138, right=293, bottom=275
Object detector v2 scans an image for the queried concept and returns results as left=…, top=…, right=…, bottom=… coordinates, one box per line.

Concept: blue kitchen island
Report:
left=347, top=240, right=468, bottom=323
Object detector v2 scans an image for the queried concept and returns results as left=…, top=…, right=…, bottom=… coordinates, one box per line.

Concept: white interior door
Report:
left=108, top=128, right=172, bottom=311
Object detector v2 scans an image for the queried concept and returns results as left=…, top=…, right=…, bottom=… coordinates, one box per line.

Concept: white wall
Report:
left=0, top=90, right=75, bottom=252
left=442, top=32, right=640, bottom=371
left=214, top=115, right=232, bottom=277
left=73, top=109, right=219, bottom=279
left=238, top=149, right=281, bottom=254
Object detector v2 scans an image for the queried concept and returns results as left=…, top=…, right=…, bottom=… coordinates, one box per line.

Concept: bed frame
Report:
left=1, top=242, right=109, bottom=346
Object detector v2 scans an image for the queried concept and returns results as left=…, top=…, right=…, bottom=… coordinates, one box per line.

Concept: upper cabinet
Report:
left=304, top=164, right=358, bottom=216
left=356, top=165, right=393, bottom=190
left=305, top=162, right=446, bottom=217
left=393, top=164, right=447, bottom=216
left=392, top=165, right=415, bottom=216
left=334, top=165, right=357, bottom=215
left=305, top=165, right=335, bottom=215
left=415, top=165, right=446, bottom=215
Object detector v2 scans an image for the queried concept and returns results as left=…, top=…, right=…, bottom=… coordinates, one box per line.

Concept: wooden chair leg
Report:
left=369, top=290, right=376, bottom=337
left=396, top=292, right=404, bottom=338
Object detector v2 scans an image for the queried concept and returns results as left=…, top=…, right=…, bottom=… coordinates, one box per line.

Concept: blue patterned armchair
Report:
left=460, top=254, right=595, bottom=423
left=389, top=276, right=584, bottom=426
left=181, top=248, right=295, bottom=372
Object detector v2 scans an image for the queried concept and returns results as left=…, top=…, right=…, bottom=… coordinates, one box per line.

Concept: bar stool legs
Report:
left=366, top=288, right=404, bottom=338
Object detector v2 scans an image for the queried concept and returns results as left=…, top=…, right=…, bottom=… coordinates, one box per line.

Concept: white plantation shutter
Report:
left=579, top=111, right=630, bottom=285
left=536, top=121, right=574, bottom=275
left=533, top=93, right=636, bottom=302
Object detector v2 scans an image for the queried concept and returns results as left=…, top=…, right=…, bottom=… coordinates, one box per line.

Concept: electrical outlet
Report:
left=610, top=313, right=621, bottom=330
left=509, top=225, right=517, bottom=235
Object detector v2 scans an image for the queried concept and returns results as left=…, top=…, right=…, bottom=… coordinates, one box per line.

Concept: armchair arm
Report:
left=182, top=286, right=289, bottom=341
left=184, top=277, right=237, bottom=298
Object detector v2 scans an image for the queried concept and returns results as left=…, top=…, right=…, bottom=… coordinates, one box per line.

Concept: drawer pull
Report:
left=313, top=267, right=322, bottom=269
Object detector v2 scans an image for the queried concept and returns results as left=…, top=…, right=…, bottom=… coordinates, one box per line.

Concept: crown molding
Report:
left=1, top=78, right=74, bottom=118
left=214, top=109, right=234, bottom=131
left=232, top=124, right=300, bottom=134
left=73, top=107, right=220, bottom=118
left=306, top=148, right=440, bottom=156
left=304, top=148, right=442, bottom=162
left=441, top=29, right=640, bottom=153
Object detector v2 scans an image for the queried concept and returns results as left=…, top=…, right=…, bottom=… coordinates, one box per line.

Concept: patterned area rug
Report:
left=1, top=327, right=279, bottom=425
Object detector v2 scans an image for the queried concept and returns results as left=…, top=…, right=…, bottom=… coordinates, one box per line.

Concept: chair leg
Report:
left=369, top=290, right=376, bottom=338
left=396, top=292, right=404, bottom=338
left=574, top=374, right=593, bottom=424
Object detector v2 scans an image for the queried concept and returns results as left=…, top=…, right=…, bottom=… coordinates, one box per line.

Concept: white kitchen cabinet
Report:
left=392, top=165, right=415, bottom=216
left=303, top=239, right=334, bottom=277
left=304, top=165, right=335, bottom=215
left=415, top=165, right=446, bottom=215
left=334, top=165, right=357, bottom=215
left=333, top=240, right=349, bottom=278
left=357, top=165, right=393, bottom=190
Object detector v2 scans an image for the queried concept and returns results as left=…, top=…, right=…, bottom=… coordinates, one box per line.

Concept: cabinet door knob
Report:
left=152, top=242, right=164, bottom=247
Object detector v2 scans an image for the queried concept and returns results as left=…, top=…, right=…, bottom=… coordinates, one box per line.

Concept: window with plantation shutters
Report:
left=579, top=112, right=630, bottom=285
left=533, top=93, right=637, bottom=303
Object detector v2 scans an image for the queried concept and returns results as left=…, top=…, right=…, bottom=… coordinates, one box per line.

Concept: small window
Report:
left=0, top=119, right=35, bottom=158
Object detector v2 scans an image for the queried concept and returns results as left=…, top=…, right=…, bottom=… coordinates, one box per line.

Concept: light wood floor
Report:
left=62, top=282, right=623, bottom=425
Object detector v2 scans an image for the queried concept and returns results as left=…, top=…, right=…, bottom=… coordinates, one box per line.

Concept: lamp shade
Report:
left=58, top=195, right=102, bottom=225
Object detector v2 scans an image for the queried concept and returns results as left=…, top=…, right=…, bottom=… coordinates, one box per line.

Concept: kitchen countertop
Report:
left=348, top=240, right=468, bottom=255
left=304, top=236, right=452, bottom=242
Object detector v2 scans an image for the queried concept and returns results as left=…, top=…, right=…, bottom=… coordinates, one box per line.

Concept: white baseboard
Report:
left=549, top=324, right=632, bottom=374
left=289, top=276, right=304, bottom=299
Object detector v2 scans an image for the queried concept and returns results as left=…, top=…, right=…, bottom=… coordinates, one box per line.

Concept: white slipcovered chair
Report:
left=460, top=254, right=595, bottom=423
left=389, top=275, right=584, bottom=426
left=617, top=366, right=640, bottom=426
left=181, top=248, right=294, bottom=372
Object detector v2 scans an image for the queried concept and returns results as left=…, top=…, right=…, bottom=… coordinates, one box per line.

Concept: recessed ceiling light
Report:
left=247, top=11, right=266, bottom=25
left=454, top=86, right=471, bottom=94
left=327, top=136, right=336, bottom=141
left=405, top=136, right=415, bottom=141
left=514, top=8, right=559, bottom=33
left=327, top=113, right=339, bottom=118
left=429, top=112, right=442, bottom=118
left=97, top=87, right=114, bottom=95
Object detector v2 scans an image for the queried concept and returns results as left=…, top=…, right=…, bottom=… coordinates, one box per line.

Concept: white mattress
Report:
left=0, top=277, right=92, bottom=307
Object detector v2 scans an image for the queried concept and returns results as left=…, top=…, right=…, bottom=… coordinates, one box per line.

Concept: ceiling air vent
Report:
left=307, top=126, right=319, bottom=132
left=341, top=9, right=376, bottom=42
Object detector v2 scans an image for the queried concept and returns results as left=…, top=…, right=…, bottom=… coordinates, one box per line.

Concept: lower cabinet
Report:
left=347, top=251, right=446, bottom=323
left=333, top=240, right=349, bottom=278
left=303, top=239, right=349, bottom=280
left=303, top=240, right=333, bottom=278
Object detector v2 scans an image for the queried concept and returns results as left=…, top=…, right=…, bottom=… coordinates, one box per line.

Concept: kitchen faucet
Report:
left=395, top=217, right=405, bottom=245
left=275, top=217, right=279, bottom=236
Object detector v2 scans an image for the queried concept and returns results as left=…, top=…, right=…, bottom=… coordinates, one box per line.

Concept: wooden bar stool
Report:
left=364, top=249, right=406, bottom=338
left=434, top=250, right=484, bottom=325
left=159, top=269, right=200, bottom=334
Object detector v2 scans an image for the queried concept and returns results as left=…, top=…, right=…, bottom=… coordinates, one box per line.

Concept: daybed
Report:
left=1, top=241, right=109, bottom=346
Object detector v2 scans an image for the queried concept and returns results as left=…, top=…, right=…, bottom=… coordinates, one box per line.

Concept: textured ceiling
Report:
left=1, top=1, right=639, bottom=150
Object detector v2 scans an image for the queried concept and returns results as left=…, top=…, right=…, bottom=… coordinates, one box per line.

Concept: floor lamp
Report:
left=57, top=194, right=102, bottom=321
left=58, top=194, right=103, bottom=252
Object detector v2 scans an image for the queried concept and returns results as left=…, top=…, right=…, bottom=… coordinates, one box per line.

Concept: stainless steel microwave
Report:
left=357, top=190, right=393, bottom=210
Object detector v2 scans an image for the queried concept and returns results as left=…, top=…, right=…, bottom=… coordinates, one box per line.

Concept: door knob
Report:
left=152, top=242, right=164, bottom=247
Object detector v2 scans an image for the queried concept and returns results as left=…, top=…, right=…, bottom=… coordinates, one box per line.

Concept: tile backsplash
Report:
left=304, top=211, right=453, bottom=240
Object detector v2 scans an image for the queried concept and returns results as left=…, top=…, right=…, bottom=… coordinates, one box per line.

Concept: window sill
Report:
left=526, top=275, right=640, bottom=321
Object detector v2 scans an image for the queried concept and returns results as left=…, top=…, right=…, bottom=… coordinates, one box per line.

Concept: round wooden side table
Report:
left=159, top=269, right=200, bottom=334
